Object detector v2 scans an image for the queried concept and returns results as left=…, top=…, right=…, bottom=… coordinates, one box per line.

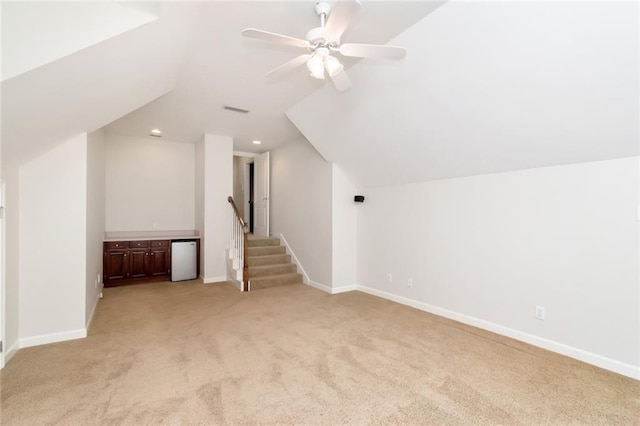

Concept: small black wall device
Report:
left=354, top=195, right=365, bottom=203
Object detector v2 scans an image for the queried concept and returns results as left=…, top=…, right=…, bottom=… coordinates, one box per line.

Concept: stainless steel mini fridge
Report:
left=171, top=240, right=198, bottom=281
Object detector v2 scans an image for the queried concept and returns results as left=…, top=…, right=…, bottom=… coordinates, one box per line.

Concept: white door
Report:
left=253, top=152, right=270, bottom=237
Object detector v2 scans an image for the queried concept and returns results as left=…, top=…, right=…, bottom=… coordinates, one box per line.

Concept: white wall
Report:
left=331, top=164, right=358, bottom=291
left=270, top=139, right=333, bottom=287
left=201, top=134, right=233, bottom=282
left=86, top=129, right=105, bottom=326
left=357, top=157, right=639, bottom=378
left=19, top=134, right=88, bottom=344
left=105, top=133, right=195, bottom=232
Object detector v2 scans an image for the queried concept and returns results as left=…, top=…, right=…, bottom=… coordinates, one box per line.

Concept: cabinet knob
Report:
left=151, top=253, right=155, bottom=256
left=146, top=253, right=149, bottom=256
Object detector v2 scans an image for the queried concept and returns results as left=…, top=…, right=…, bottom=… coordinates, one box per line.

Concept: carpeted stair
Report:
left=247, top=236, right=303, bottom=290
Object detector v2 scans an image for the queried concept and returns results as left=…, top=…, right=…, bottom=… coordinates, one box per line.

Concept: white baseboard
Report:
left=227, top=278, right=242, bottom=291
left=356, top=285, right=640, bottom=381
left=331, top=284, right=358, bottom=294
left=19, top=328, right=87, bottom=349
left=86, top=289, right=101, bottom=330
left=203, top=276, right=227, bottom=284
left=271, top=233, right=310, bottom=285
left=308, top=281, right=359, bottom=295
left=5, top=340, right=20, bottom=364
left=308, top=280, right=332, bottom=293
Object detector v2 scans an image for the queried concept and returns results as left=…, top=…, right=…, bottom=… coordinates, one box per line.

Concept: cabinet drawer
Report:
left=105, top=241, right=129, bottom=249
left=129, top=240, right=150, bottom=248
left=151, top=240, right=170, bottom=248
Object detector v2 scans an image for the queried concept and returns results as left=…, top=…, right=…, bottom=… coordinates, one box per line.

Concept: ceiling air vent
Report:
left=222, top=105, right=250, bottom=114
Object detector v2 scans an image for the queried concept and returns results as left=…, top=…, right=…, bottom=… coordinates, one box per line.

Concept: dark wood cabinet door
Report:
left=148, top=247, right=170, bottom=277
left=104, top=249, right=128, bottom=282
left=128, top=248, right=149, bottom=278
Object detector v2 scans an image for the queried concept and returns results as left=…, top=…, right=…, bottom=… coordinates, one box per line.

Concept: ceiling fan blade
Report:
left=323, top=0, right=361, bottom=44
left=339, top=43, right=406, bottom=60
left=242, top=28, right=310, bottom=49
left=329, top=69, right=352, bottom=92
left=265, top=54, right=311, bottom=81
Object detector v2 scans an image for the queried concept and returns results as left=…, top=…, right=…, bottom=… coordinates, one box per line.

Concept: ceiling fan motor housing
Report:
left=306, top=27, right=325, bottom=44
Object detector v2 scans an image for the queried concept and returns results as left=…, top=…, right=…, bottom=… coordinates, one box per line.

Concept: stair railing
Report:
left=227, top=196, right=249, bottom=291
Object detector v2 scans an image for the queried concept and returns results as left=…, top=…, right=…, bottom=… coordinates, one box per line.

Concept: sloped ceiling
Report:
left=287, top=1, right=639, bottom=187
left=103, top=1, right=444, bottom=152
left=1, top=2, right=198, bottom=167
left=1, top=1, right=442, bottom=168
left=2, top=1, right=637, bottom=188
left=1, top=1, right=160, bottom=81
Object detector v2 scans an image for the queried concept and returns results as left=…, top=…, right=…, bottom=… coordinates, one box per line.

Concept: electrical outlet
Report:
left=97, top=273, right=101, bottom=284
left=94, top=279, right=98, bottom=289
left=535, top=305, right=546, bottom=320
left=407, top=278, right=413, bottom=288
left=387, top=273, right=393, bottom=284
left=153, top=223, right=159, bottom=230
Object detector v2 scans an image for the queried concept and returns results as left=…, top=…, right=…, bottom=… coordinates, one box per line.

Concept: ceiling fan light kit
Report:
left=241, top=0, right=406, bottom=91
left=307, top=47, right=329, bottom=79
left=324, top=56, right=344, bottom=77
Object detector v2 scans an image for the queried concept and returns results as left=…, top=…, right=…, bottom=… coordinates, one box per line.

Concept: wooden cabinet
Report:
left=149, top=240, right=170, bottom=277
left=104, top=242, right=128, bottom=281
left=104, top=240, right=173, bottom=286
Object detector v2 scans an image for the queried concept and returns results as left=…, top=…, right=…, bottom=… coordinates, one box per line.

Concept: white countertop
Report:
left=104, top=230, right=200, bottom=242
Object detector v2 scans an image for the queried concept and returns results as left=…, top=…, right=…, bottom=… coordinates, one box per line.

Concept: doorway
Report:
left=235, top=152, right=269, bottom=237
left=251, top=152, right=269, bottom=237
left=248, top=162, right=254, bottom=233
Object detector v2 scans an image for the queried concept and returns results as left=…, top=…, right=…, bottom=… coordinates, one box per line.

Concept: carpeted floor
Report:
left=1, top=281, right=639, bottom=424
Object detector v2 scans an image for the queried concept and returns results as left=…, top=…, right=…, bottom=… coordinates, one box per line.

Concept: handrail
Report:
left=227, top=196, right=246, bottom=228
left=227, top=196, right=249, bottom=291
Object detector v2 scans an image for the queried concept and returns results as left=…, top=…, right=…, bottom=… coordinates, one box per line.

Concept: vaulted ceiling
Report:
left=288, top=1, right=639, bottom=186
left=2, top=1, right=637, bottom=188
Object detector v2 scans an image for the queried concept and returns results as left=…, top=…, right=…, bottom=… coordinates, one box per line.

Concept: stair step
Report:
left=247, top=237, right=281, bottom=248
left=250, top=273, right=303, bottom=290
left=249, top=263, right=297, bottom=278
left=247, top=245, right=286, bottom=257
left=247, top=254, right=291, bottom=267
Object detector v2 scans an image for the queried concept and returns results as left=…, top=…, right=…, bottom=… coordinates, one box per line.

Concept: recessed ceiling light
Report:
left=253, top=140, right=262, bottom=145
left=150, top=128, right=162, bottom=136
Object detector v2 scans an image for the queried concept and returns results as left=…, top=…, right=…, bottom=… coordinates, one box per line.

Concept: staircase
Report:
left=247, top=236, right=303, bottom=290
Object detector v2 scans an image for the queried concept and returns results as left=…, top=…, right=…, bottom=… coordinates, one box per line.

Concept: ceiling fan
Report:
left=241, top=0, right=406, bottom=91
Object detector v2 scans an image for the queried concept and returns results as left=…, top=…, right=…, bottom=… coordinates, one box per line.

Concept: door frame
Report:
left=232, top=151, right=260, bottom=234
left=0, top=181, right=6, bottom=369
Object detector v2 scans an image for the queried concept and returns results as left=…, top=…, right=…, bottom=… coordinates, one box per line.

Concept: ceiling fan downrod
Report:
left=316, top=2, right=331, bottom=30
left=307, top=2, right=331, bottom=47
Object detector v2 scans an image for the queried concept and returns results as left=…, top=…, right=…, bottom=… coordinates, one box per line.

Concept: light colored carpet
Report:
left=1, top=281, right=639, bottom=424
